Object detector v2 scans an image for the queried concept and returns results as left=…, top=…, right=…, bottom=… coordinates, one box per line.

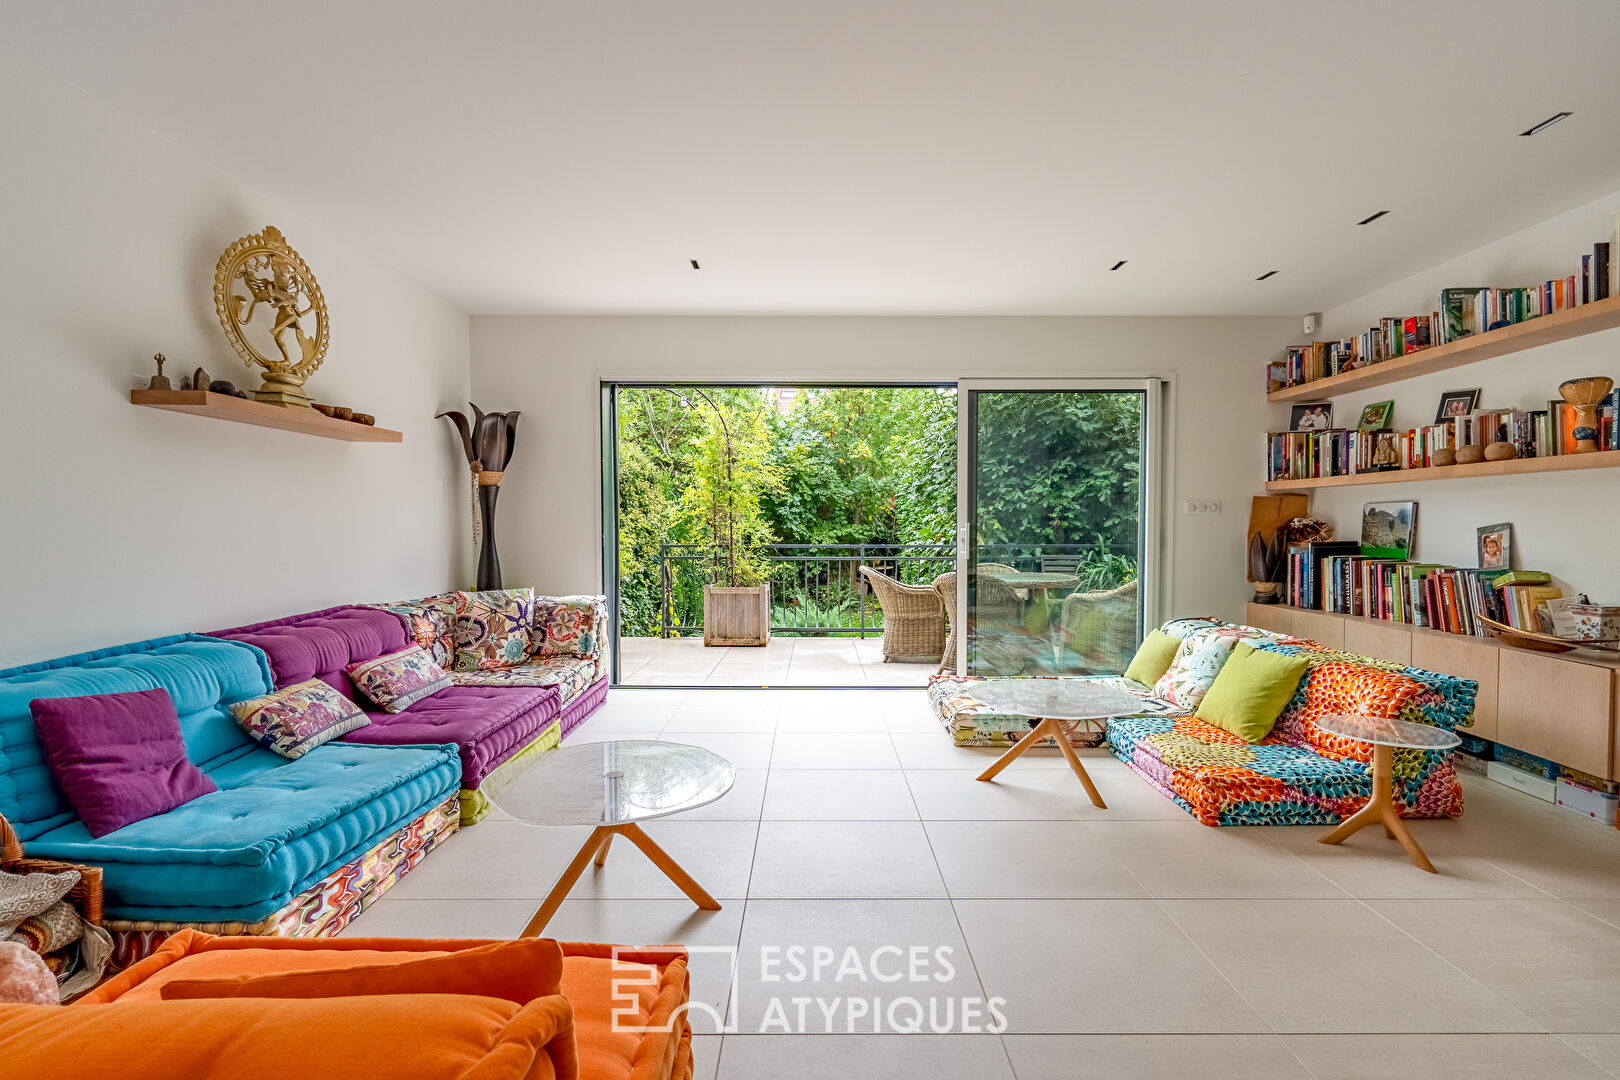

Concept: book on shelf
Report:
left=1266, top=234, right=1617, bottom=391
left=1289, top=558, right=1563, bottom=637
left=1263, top=390, right=1620, bottom=482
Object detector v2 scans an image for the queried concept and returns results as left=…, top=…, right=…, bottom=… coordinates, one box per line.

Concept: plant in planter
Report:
left=675, top=392, right=783, bottom=646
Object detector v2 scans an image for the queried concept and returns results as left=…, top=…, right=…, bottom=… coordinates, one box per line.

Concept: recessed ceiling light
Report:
left=1356, top=210, right=1390, bottom=226
left=690, top=259, right=701, bottom=270
left=1256, top=270, right=1279, bottom=281
left=1109, top=260, right=1127, bottom=271
left=1520, top=112, right=1572, bottom=136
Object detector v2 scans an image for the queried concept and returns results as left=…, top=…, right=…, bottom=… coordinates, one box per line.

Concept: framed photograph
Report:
left=1361, top=501, right=1417, bottom=559
left=1369, top=431, right=1401, bottom=471
left=1357, top=399, right=1395, bottom=431
left=1477, top=522, right=1512, bottom=571
left=1289, top=403, right=1334, bottom=432
left=1435, top=388, right=1480, bottom=424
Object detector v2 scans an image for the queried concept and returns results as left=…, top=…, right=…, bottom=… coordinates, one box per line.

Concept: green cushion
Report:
left=1123, top=630, right=1181, bottom=686
left=1195, top=641, right=1309, bottom=743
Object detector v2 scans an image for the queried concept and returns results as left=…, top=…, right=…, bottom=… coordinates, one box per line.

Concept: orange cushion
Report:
left=0, top=994, right=573, bottom=1080
left=160, top=938, right=564, bottom=1005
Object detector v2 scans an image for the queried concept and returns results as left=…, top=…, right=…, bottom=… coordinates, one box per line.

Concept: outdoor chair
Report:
left=859, top=565, right=947, bottom=663
left=1058, top=578, right=1140, bottom=673
left=933, top=571, right=957, bottom=674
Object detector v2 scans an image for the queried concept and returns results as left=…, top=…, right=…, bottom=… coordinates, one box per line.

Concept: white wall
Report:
left=1309, top=188, right=1620, bottom=601
left=469, top=315, right=1296, bottom=626
left=0, top=57, right=472, bottom=667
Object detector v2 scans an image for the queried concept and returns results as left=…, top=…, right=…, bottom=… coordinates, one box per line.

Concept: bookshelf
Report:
left=1264, top=447, right=1620, bottom=491
left=1247, top=603, right=1620, bottom=779
left=1266, top=294, right=1620, bottom=403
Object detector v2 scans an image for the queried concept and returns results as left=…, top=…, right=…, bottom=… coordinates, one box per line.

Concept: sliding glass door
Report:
left=956, top=381, right=1158, bottom=677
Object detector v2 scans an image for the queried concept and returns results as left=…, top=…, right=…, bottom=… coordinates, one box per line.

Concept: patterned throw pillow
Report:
left=530, top=595, right=606, bottom=659
left=453, top=589, right=535, bottom=672
left=345, top=646, right=452, bottom=713
left=1152, top=631, right=1239, bottom=710
left=371, top=595, right=462, bottom=669
left=228, top=679, right=369, bottom=759
left=1290, top=661, right=1424, bottom=761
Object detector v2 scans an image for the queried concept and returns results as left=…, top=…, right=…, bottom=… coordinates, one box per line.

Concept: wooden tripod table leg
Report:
left=1318, top=744, right=1436, bottom=873
left=977, top=717, right=1107, bottom=809
left=618, top=822, right=721, bottom=910
left=522, top=824, right=616, bottom=937
left=594, top=832, right=613, bottom=867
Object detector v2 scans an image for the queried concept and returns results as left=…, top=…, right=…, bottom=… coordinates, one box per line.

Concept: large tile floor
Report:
left=346, top=688, right=1620, bottom=1079
left=618, top=636, right=935, bottom=687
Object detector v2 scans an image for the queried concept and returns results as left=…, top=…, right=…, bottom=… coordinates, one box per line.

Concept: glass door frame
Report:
left=954, top=378, right=1165, bottom=676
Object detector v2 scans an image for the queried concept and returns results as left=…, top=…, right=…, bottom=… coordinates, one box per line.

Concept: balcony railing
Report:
left=654, top=542, right=1133, bottom=638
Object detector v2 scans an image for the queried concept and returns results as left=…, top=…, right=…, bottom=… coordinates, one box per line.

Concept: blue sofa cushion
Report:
left=0, top=635, right=272, bottom=841
left=24, top=740, right=460, bottom=924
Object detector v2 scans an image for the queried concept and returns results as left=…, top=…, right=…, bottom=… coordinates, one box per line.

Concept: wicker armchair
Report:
left=933, top=571, right=957, bottom=674
left=1058, top=579, right=1140, bottom=673
left=860, top=565, right=947, bottom=663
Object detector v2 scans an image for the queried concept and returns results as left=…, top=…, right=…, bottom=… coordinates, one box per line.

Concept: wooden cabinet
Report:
left=1497, top=650, right=1615, bottom=777
left=1344, top=619, right=1412, bottom=666
left=1411, top=634, right=1500, bottom=742
left=1289, top=609, right=1345, bottom=650
left=1244, top=605, right=1293, bottom=638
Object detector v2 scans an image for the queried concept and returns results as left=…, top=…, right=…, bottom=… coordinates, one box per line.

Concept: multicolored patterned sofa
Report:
left=368, top=589, right=609, bottom=742
left=1107, top=619, right=1471, bottom=826
left=210, top=599, right=600, bottom=826
left=0, top=634, right=463, bottom=969
left=932, top=617, right=1472, bottom=828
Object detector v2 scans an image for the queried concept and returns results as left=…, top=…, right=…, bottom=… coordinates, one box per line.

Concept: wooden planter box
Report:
left=703, top=584, right=771, bottom=646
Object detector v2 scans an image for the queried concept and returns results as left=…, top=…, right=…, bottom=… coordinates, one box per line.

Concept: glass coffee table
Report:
left=1313, top=714, right=1461, bottom=873
left=969, top=678, right=1148, bottom=809
left=484, top=739, right=735, bottom=935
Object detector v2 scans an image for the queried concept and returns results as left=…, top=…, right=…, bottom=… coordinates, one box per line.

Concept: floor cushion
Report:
left=451, top=656, right=599, bottom=704
left=24, top=742, right=460, bottom=925
left=928, top=674, right=1176, bottom=748
left=344, top=684, right=559, bottom=791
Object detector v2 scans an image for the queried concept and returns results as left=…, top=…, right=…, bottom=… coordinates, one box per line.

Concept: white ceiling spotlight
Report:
left=1520, top=112, right=1573, bottom=136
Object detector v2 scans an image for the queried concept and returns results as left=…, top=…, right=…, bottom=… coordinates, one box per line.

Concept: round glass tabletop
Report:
left=968, top=677, right=1148, bottom=722
left=978, top=572, right=1080, bottom=589
left=484, top=740, right=735, bottom=826
left=1313, top=714, right=1462, bottom=751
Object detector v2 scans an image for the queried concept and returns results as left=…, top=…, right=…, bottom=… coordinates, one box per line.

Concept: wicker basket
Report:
left=1, top=812, right=103, bottom=926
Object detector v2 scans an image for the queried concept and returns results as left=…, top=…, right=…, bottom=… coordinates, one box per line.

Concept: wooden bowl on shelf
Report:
left=1476, top=614, right=1618, bottom=653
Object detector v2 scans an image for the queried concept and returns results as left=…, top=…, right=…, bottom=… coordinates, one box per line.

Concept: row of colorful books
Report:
left=1284, top=542, right=1560, bottom=635
left=1265, top=394, right=1620, bottom=482
left=1265, top=238, right=1615, bottom=391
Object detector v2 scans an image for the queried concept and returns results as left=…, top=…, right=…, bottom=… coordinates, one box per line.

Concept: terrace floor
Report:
left=619, top=635, right=936, bottom=687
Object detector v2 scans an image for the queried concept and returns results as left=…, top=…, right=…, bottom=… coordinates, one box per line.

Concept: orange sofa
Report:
left=0, top=930, right=694, bottom=1080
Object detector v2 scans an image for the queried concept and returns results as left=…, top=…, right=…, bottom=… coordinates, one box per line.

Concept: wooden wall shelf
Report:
left=1266, top=294, right=1620, bottom=403
left=131, top=390, right=403, bottom=443
left=1265, top=448, right=1620, bottom=491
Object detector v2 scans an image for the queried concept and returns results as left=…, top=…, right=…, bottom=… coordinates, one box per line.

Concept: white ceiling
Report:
left=9, top=1, right=1620, bottom=315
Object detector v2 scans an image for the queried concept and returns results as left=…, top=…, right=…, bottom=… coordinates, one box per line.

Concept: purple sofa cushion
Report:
left=557, top=676, right=609, bottom=739
left=210, top=606, right=408, bottom=698
left=343, top=684, right=561, bottom=789
left=28, top=688, right=216, bottom=838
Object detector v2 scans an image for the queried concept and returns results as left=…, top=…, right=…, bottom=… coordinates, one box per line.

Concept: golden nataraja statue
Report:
left=213, top=225, right=329, bottom=409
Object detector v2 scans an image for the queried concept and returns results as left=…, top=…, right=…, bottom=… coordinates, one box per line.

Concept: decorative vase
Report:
left=1560, top=376, right=1615, bottom=453
left=1251, top=581, right=1280, bottom=605
left=476, top=471, right=503, bottom=591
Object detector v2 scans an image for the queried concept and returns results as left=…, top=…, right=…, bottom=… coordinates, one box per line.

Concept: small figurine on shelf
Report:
left=146, top=353, right=172, bottom=391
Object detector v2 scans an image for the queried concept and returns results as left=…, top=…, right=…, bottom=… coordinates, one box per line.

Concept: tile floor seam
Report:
left=1323, top=895, right=1550, bottom=1036
left=1149, top=896, right=1281, bottom=1037
left=1557, top=1034, right=1620, bottom=1078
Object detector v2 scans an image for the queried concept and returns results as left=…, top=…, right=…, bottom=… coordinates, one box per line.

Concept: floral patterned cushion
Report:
left=530, top=595, right=607, bottom=659
left=227, top=679, right=370, bottom=759
left=453, top=589, right=535, bottom=672
left=449, top=656, right=600, bottom=703
left=345, top=645, right=452, bottom=713
left=1152, top=631, right=1238, bottom=710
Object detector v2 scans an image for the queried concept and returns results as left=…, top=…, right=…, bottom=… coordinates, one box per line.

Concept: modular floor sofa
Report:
left=0, top=634, right=463, bottom=969
left=1, top=587, right=612, bottom=969
left=3, top=929, right=695, bottom=1080
left=931, top=616, right=1473, bottom=827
